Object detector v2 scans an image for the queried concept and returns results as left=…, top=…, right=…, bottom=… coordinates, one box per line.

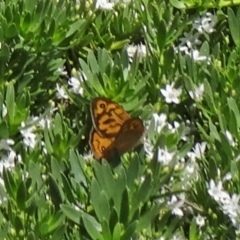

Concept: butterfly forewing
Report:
left=90, top=97, right=130, bottom=137
left=89, top=97, right=145, bottom=161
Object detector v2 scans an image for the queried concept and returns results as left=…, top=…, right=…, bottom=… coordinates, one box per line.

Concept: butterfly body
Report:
left=89, top=97, right=144, bottom=161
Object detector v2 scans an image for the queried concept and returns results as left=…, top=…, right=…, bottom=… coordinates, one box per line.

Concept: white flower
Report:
left=0, top=149, right=16, bottom=173
left=160, top=83, right=182, bottom=104
left=157, top=148, right=174, bottom=165
left=188, top=49, right=210, bottom=62
left=208, top=180, right=230, bottom=203
left=57, top=67, right=68, bottom=76
left=56, top=84, right=68, bottom=99
left=172, top=232, right=185, bottom=240
left=41, top=141, right=48, bottom=155
left=144, top=138, right=154, bottom=159
left=95, top=0, right=115, bottom=10
left=168, top=121, right=180, bottom=133
left=196, top=214, right=205, bottom=227
left=193, top=12, right=216, bottom=33
left=152, top=113, right=167, bottom=133
left=68, top=77, right=84, bottom=95
left=189, top=84, right=204, bottom=101
left=126, top=43, right=147, bottom=62
left=38, top=117, right=51, bottom=129
left=179, top=32, right=201, bottom=50
left=185, top=161, right=196, bottom=175
left=83, top=152, right=94, bottom=162
left=168, top=195, right=184, bottom=217
left=222, top=194, right=240, bottom=219
left=2, top=104, right=7, bottom=118
left=187, top=142, right=206, bottom=161
left=20, top=122, right=37, bottom=149
left=0, top=139, right=14, bottom=151
left=223, top=172, right=232, bottom=182
left=225, top=130, right=236, bottom=147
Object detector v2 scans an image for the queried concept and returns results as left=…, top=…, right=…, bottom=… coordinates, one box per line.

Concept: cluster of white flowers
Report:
left=208, top=174, right=240, bottom=233
left=95, top=0, right=131, bottom=10
left=20, top=114, right=55, bottom=154
left=0, top=107, right=18, bottom=176
left=126, top=43, right=147, bottom=63
left=177, top=12, right=216, bottom=63
left=56, top=70, right=86, bottom=100
left=0, top=139, right=16, bottom=174
left=145, top=113, right=207, bottom=229
left=188, top=83, right=204, bottom=101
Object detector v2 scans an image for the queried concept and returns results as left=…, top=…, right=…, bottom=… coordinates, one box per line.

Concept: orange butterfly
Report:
left=89, top=97, right=145, bottom=161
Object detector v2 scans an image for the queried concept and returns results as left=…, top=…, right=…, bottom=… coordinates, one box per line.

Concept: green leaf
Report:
left=79, top=58, right=93, bottom=81
left=138, top=203, right=163, bottom=230
left=230, top=161, right=239, bottom=180
left=81, top=212, right=103, bottom=240
left=25, top=0, right=38, bottom=12
left=227, top=97, right=240, bottom=128
left=209, top=121, right=221, bottom=141
left=112, top=166, right=127, bottom=214
left=219, top=132, right=233, bottom=159
left=109, top=207, right=119, bottom=232
left=189, top=218, right=197, bottom=240
left=44, top=128, right=54, bottom=154
left=16, top=181, right=27, bottom=210
left=69, top=150, right=86, bottom=185
left=91, top=178, right=103, bottom=220
left=204, top=79, right=216, bottom=112
left=51, top=157, right=62, bottom=181
left=6, top=24, right=17, bottom=38
left=228, top=8, right=240, bottom=48
left=39, top=212, right=65, bottom=236
left=112, top=222, right=122, bottom=240
left=3, top=169, right=16, bottom=199
left=61, top=204, right=81, bottom=224
left=157, top=20, right=166, bottom=51
left=98, top=48, right=111, bottom=76
left=97, top=191, right=111, bottom=223
left=88, top=50, right=99, bottom=74
left=27, top=231, right=36, bottom=240
left=48, top=173, right=63, bottom=209
left=126, top=155, right=139, bottom=190
left=119, top=189, right=129, bottom=224
left=0, top=121, right=9, bottom=138
left=52, top=225, right=66, bottom=240
left=132, top=174, right=152, bottom=214
left=15, top=216, right=23, bottom=235
left=101, top=218, right=112, bottom=240
left=93, top=160, right=115, bottom=199
left=101, top=161, right=116, bottom=197
left=61, top=173, right=75, bottom=204
left=0, top=44, right=10, bottom=60
left=54, top=113, right=63, bottom=137
left=28, top=161, right=43, bottom=186
left=66, top=19, right=85, bottom=38
left=5, top=82, right=15, bottom=124
left=170, top=0, right=186, bottom=9
left=120, top=220, right=138, bottom=240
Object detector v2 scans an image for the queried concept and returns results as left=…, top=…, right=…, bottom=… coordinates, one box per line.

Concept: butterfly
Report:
left=89, top=97, right=145, bottom=161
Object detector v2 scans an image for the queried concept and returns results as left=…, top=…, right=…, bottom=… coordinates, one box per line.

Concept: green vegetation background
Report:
left=0, top=0, right=240, bottom=239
